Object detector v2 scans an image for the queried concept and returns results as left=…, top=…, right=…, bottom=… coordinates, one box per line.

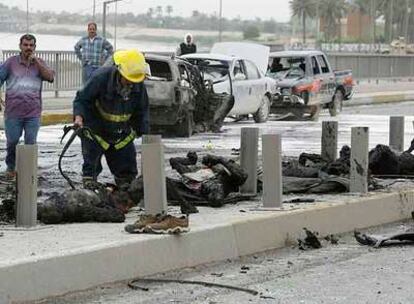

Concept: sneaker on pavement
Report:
left=124, top=214, right=160, bottom=234
left=145, top=215, right=189, bottom=234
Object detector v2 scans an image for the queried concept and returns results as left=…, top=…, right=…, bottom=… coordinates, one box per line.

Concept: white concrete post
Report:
left=350, top=127, right=369, bottom=194
left=389, top=116, right=405, bottom=152
left=262, top=134, right=283, bottom=208
left=240, top=127, right=259, bottom=195
left=142, top=142, right=167, bottom=215
left=16, top=145, right=38, bottom=227
left=142, top=135, right=162, bottom=144
left=321, top=121, right=338, bottom=163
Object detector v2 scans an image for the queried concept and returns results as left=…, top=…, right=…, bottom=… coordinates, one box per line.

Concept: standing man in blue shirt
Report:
left=74, top=22, right=113, bottom=84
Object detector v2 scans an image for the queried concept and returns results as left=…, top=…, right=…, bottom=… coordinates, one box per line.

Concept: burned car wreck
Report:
left=145, top=54, right=234, bottom=137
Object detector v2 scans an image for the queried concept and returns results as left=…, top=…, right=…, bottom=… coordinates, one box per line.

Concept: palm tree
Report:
left=290, top=0, right=316, bottom=44
left=166, top=5, right=173, bottom=17
left=318, top=0, right=348, bottom=42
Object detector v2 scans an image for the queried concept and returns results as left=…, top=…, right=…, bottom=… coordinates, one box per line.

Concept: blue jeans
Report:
left=82, top=65, right=99, bottom=85
left=4, top=117, right=40, bottom=171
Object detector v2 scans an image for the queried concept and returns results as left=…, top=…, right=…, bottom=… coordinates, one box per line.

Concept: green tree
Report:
left=243, top=25, right=260, bottom=39
left=166, top=5, right=173, bottom=17
left=290, top=0, right=316, bottom=44
left=318, top=0, right=348, bottom=42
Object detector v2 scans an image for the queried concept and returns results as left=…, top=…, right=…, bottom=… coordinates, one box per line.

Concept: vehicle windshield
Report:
left=184, top=58, right=230, bottom=82
left=266, top=56, right=306, bottom=79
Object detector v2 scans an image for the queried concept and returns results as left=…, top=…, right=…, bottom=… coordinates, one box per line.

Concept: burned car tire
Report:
left=329, top=90, right=344, bottom=117
left=253, top=95, right=270, bottom=123
left=309, top=104, right=320, bottom=121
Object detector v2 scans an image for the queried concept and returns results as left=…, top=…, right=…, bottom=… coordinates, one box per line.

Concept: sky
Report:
left=3, top=0, right=292, bottom=22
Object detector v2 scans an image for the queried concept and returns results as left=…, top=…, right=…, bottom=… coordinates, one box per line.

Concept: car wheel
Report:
left=329, top=90, right=344, bottom=117
left=309, top=104, right=321, bottom=121
left=253, top=95, right=270, bottom=123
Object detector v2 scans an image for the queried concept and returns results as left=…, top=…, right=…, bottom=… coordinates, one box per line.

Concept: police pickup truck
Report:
left=267, top=50, right=354, bottom=120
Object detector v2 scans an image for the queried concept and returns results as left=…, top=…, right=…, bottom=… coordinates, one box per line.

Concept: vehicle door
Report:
left=243, top=59, right=265, bottom=113
left=316, top=54, right=336, bottom=104
left=229, top=59, right=250, bottom=115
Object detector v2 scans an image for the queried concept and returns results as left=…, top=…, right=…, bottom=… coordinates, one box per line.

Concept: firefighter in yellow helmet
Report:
left=73, top=49, right=149, bottom=187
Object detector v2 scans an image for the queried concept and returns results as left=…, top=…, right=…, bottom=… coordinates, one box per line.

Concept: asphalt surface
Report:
left=35, top=220, right=414, bottom=304
left=2, top=101, right=414, bottom=199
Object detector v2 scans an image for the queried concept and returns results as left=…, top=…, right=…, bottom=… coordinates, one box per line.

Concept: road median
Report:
left=1, top=190, right=413, bottom=303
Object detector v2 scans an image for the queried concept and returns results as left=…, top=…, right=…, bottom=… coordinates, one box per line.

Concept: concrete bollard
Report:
left=261, top=134, right=282, bottom=208
left=142, top=142, right=167, bottom=215
left=350, top=127, right=369, bottom=194
left=142, top=134, right=162, bottom=144
left=16, top=145, right=38, bottom=227
left=240, top=127, right=259, bottom=195
left=321, top=121, right=338, bottom=163
left=389, top=116, right=404, bottom=152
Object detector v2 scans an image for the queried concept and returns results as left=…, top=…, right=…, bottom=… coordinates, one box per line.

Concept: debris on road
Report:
left=298, top=228, right=322, bottom=250
left=127, top=277, right=259, bottom=296
left=354, top=229, right=414, bottom=247
left=355, top=212, right=414, bottom=247
left=124, top=214, right=189, bottom=234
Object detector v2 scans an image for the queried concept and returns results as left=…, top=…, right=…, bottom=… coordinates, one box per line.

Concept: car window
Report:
left=311, top=56, right=320, bottom=75
left=317, top=55, right=330, bottom=73
left=178, top=64, right=191, bottom=87
left=146, top=59, right=172, bottom=81
left=244, top=60, right=260, bottom=79
left=233, top=60, right=246, bottom=77
left=267, top=56, right=306, bottom=78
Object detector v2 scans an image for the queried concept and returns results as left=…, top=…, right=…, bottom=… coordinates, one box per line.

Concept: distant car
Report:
left=144, top=54, right=232, bottom=137
left=182, top=42, right=276, bottom=123
left=267, top=50, right=354, bottom=120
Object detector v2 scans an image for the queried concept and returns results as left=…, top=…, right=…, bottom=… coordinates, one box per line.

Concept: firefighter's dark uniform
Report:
left=73, top=65, right=149, bottom=185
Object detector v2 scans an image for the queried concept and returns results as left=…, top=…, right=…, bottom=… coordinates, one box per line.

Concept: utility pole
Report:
left=93, top=0, right=96, bottom=21
left=389, top=0, right=394, bottom=43
left=26, top=0, right=29, bottom=33
left=404, top=0, right=410, bottom=44
left=102, top=0, right=123, bottom=39
left=218, top=0, right=223, bottom=42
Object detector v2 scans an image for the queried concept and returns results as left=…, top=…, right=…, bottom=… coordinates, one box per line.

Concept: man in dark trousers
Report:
left=176, top=33, right=197, bottom=56
left=73, top=49, right=149, bottom=187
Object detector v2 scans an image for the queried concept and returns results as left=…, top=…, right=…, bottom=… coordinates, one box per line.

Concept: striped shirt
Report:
left=74, top=36, right=113, bottom=67
left=0, top=55, right=54, bottom=118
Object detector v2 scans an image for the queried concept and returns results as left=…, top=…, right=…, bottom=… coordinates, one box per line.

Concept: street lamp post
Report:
left=26, top=0, right=29, bottom=32
left=218, top=0, right=223, bottom=42
left=102, top=0, right=123, bottom=38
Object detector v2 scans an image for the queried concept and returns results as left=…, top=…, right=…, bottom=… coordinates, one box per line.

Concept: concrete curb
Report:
left=1, top=190, right=413, bottom=303
left=346, top=91, right=414, bottom=107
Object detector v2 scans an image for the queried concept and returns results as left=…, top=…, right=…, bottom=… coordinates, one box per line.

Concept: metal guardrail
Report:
left=2, top=50, right=414, bottom=95
left=327, top=53, right=414, bottom=80
left=2, top=50, right=82, bottom=97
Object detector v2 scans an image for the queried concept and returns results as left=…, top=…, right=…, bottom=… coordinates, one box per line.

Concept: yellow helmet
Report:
left=113, top=49, right=146, bottom=83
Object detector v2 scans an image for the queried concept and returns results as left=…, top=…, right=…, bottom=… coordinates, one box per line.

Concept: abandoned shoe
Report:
left=145, top=215, right=189, bottom=234
left=124, top=214, right=160, bottom=233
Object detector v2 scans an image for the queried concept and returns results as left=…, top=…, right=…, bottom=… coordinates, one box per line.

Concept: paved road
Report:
left=38, top=220, right=414, bottom=304
left=2, top=100, right=414, bottom=190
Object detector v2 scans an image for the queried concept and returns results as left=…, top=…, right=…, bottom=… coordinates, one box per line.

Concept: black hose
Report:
left=127, top=277, right=259, bottom=296
left=59, top=126, right=83, bottom=190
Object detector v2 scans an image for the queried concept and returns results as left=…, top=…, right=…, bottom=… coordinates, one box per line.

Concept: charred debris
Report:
left=2, top=144, right=414, bottom=225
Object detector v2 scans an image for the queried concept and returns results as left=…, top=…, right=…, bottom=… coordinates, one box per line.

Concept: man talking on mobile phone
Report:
left=0, top=34, right=54, bottom=179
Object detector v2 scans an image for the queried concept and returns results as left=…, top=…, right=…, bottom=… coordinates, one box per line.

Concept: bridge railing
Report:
left=2, top=50, right=414, bottom=95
